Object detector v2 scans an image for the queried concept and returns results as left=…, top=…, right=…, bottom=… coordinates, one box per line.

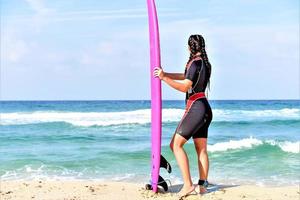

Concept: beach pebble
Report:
left=89, top=186, right=95, bottom=192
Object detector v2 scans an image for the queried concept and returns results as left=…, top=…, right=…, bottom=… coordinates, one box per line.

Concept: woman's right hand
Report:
left=153, top=67, right=165, bottom=80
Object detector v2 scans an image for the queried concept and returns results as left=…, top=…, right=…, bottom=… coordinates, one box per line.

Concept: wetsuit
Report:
left=175, top=57, right=213, bottom=140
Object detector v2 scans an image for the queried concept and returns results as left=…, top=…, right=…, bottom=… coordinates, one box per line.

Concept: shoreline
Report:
left=1, top=179, right=299, bottom=200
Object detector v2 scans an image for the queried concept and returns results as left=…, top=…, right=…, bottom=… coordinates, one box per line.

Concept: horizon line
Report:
left=1, top=99, right=299, bottom=101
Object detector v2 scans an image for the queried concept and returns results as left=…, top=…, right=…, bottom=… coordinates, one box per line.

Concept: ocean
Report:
left=0, top=100, right=299, bottom=186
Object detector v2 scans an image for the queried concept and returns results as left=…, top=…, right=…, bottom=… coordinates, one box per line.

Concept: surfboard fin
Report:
left=145, top=155, right=171, bottom=192
left=158, top=175, right=168, bottom=191
left=145, top=175, right=169, bottom=192
left=160, top=155, right=172, bottom=173
left=145, top=183, right=152, bottom=190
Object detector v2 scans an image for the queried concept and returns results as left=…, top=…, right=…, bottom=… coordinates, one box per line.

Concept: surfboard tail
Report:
left=146, top=154, right=172, bottom=192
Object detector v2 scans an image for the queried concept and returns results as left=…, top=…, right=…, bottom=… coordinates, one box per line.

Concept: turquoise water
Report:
left=0, top=100, right=299, bottom=186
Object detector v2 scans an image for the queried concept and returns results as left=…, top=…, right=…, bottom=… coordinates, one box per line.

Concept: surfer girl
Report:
left=154, top=34, right=212, bottom=197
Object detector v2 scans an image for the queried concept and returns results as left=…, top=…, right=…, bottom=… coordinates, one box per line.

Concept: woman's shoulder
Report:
left=194, top=58, right=203, bottom=64
left=186, top=57, right=202, bottom=70
left=190, top=59, right=203, bottom=68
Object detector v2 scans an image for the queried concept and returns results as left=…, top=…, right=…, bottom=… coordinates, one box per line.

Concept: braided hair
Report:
left=186, top=34, right=212, bottom=91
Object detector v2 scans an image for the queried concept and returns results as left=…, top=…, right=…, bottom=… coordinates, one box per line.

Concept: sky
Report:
left=0, top=0, right=299, bottom=100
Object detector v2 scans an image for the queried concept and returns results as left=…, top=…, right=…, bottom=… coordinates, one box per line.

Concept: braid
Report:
left=198, top=36, right=211, bottom=76
left=186, top=35, right=202, bottom=67
left=200, top=47, right=211, bottom=91
left=186, top=53, right=194, bottom=67
left=187, top=34, right=212, bottom=92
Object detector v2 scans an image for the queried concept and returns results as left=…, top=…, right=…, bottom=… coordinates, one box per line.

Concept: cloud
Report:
left=1, top=35, right=29, bottom=63
left=25, top=0, right=52, bottom=15
left=7, top=6, right=185, bottom=22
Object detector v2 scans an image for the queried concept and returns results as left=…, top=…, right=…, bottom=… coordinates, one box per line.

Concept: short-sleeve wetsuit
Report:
left=175, top=57, right=213, bottom=140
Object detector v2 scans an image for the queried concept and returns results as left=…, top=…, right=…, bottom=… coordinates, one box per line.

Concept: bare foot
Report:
left=199, top=186, right=207, bottom=195
left=177, top=184, right=196, bottom=199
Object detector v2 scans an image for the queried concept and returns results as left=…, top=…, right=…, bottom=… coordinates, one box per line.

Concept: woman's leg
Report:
left=170, top=133, right=195, bottom=194
left=193, top=138, right=209, bottom=193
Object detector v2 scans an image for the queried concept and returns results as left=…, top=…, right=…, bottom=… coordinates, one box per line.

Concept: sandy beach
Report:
left=0, top=180, right=299, bottom=200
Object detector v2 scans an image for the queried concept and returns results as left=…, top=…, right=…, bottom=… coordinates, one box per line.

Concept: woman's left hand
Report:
left=153, top=67, right=165, bottom=80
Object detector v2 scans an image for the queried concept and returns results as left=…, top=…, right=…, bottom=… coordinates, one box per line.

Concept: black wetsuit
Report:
left=175, top=58, right=213, bottom=140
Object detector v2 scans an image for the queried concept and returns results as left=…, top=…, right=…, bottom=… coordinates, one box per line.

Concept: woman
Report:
left=154, top=34, right=213, bottom=198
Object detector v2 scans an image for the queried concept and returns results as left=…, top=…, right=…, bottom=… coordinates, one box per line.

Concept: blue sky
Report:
left=1, top=0, right=299, bottom=100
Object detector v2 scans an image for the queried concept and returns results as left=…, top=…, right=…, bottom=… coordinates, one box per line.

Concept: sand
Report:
left=0, top=180, right=299, bottom=200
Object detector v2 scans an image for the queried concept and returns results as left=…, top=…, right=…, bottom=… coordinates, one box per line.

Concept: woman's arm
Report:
left=162, top=76, right=192, bottom=93
left=164, top=72, right=185, bottom=80
left=153, top=67, right=192, bottom=93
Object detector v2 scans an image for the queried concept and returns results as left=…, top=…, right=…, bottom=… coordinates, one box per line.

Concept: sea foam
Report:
left=266, top=140, right=300, bottom=154
left=208, top=137, right=263, bottom=152
left=208, top=137, right=300, bottom=154
left=1, top=108, right=299, bottom=126
left=0, top=109, right=181, bottom=126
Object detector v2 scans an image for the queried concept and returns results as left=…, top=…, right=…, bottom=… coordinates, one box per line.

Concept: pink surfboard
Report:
left=146, top=0, right=171, bottom=193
